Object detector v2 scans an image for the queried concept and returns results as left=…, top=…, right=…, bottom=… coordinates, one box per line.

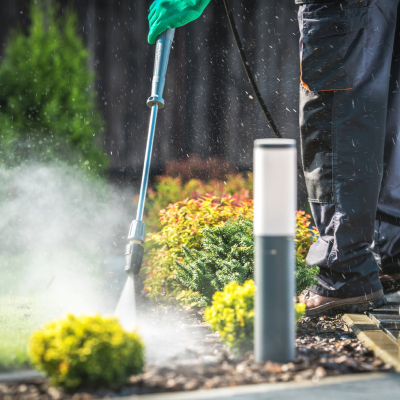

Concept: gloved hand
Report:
left=148, top=0, right=211, bottom=45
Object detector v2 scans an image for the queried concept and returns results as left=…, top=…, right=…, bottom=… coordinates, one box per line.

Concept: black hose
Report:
left=221, top=0, right=281, bottom=139
left=222, top=0, right=304, bottom=175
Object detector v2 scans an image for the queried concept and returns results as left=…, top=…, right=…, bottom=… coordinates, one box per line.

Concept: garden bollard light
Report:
left=254, top=138, right=297, bottom=363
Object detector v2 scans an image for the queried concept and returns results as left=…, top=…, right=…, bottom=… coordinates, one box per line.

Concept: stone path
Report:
left=342, top=292, right=400, bottom=372
left=369, top=292, right=400, bottom=342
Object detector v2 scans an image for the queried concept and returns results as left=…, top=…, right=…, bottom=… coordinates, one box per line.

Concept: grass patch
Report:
left=0, top=295, right=42, bottom=372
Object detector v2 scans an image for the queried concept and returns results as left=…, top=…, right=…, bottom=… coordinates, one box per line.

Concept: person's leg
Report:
left=373, top=1, right=400, bottom=293
left=298, top=0, right=398, bottom=313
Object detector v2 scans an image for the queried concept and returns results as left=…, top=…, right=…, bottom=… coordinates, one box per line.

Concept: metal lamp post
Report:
left=254, top=138, right=297, bottom=363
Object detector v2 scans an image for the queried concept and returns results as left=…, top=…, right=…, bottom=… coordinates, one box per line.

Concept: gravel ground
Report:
left=0, top=312, right=394, bottom=400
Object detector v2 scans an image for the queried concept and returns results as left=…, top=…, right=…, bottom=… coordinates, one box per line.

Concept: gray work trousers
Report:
left=298, top=0, right=400, bottom=297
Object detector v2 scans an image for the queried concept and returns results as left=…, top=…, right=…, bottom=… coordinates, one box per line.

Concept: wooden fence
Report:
left=0, top=0, right=307, bottom=200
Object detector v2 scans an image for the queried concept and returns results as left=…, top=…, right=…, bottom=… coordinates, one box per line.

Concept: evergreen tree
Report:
left=0, top=0, right=107, bottom=171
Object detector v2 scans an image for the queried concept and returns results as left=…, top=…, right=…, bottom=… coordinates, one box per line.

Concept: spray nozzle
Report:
left=125, top=241, right=144, bottom=275
left=125, top=219, right=145, bottom=275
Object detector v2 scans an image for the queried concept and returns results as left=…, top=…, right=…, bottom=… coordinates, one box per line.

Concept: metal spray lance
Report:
left=124, top=29, right=175, bottom=294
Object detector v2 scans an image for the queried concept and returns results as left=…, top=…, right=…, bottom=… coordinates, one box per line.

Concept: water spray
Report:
left=117, top=29, right=175, bottom=323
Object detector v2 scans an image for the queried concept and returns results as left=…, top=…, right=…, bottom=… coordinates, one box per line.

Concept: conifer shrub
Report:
left=29, top=314, right=144, bottom=391
left=176, top=218, right=254, bottom=307
left=0, top=1, right=107, bottom=171
left=175, top=213, right=319, bottom=306
left=204, top=280, right=306, bottom=352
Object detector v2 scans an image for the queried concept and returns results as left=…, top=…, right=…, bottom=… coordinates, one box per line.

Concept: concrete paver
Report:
left=127, top=373, right=400, bottom=400
left=343, top=314, right=400, bottom=371
left=0, top=370, right=43, bottom=383
left=1, top=371, right=399, bottom=399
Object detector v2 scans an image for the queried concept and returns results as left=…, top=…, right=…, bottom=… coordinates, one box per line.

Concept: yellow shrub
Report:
left=204, top=281, right=255, bottom=352
left=29, top=314, right=144, bottom=391
left=204, top=281, right=305, bottom=352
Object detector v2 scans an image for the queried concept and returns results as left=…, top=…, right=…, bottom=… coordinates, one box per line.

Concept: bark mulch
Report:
left=0, top=314, right=394, bottom=400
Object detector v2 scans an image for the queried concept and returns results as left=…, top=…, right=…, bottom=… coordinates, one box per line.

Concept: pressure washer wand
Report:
left=124, top=29, right=176, bottom=295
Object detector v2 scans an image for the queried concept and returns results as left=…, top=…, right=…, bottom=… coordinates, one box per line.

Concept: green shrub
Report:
left=0, top=1, right=107, bottom=171
left=175, top=212, right=319, bottom=307
left=145, top=172, right=253, bottom=232
left=296, top=259, right=319, bottom=295
left=176, top=218, right=254, bottom=307
left=143, top=195, right=254, bottom=302
left=29, top=314, right=144, bottom=391
left=204, top=280, right=306, bottom=352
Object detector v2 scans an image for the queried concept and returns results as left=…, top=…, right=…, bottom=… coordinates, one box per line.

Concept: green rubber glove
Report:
left=148, top=0, right=211, bottom=45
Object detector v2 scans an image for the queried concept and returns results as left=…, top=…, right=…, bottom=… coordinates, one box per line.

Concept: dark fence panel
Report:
left=0, top=0, right=308, bottom=203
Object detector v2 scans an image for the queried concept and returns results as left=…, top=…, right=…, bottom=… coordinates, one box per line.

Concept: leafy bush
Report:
left=0, top=1, right=107, bottom=171
left=29, top=314, right=144, bottom=391
left=143, top=195, right=253, bottom=302
left=296, top=210, right=318, bottom=262
left=145, top=173, right=253, bottom=232
left=204, top=280, right=306, bottom=352
left=176, top=218, right=254, bottom=307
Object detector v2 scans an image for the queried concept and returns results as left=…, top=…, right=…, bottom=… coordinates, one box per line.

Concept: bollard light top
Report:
left=254, top=139, right=296, bottom=148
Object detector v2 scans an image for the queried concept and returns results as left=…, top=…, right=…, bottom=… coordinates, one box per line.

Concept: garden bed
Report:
left=0, top=307, right=393, bottom=400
